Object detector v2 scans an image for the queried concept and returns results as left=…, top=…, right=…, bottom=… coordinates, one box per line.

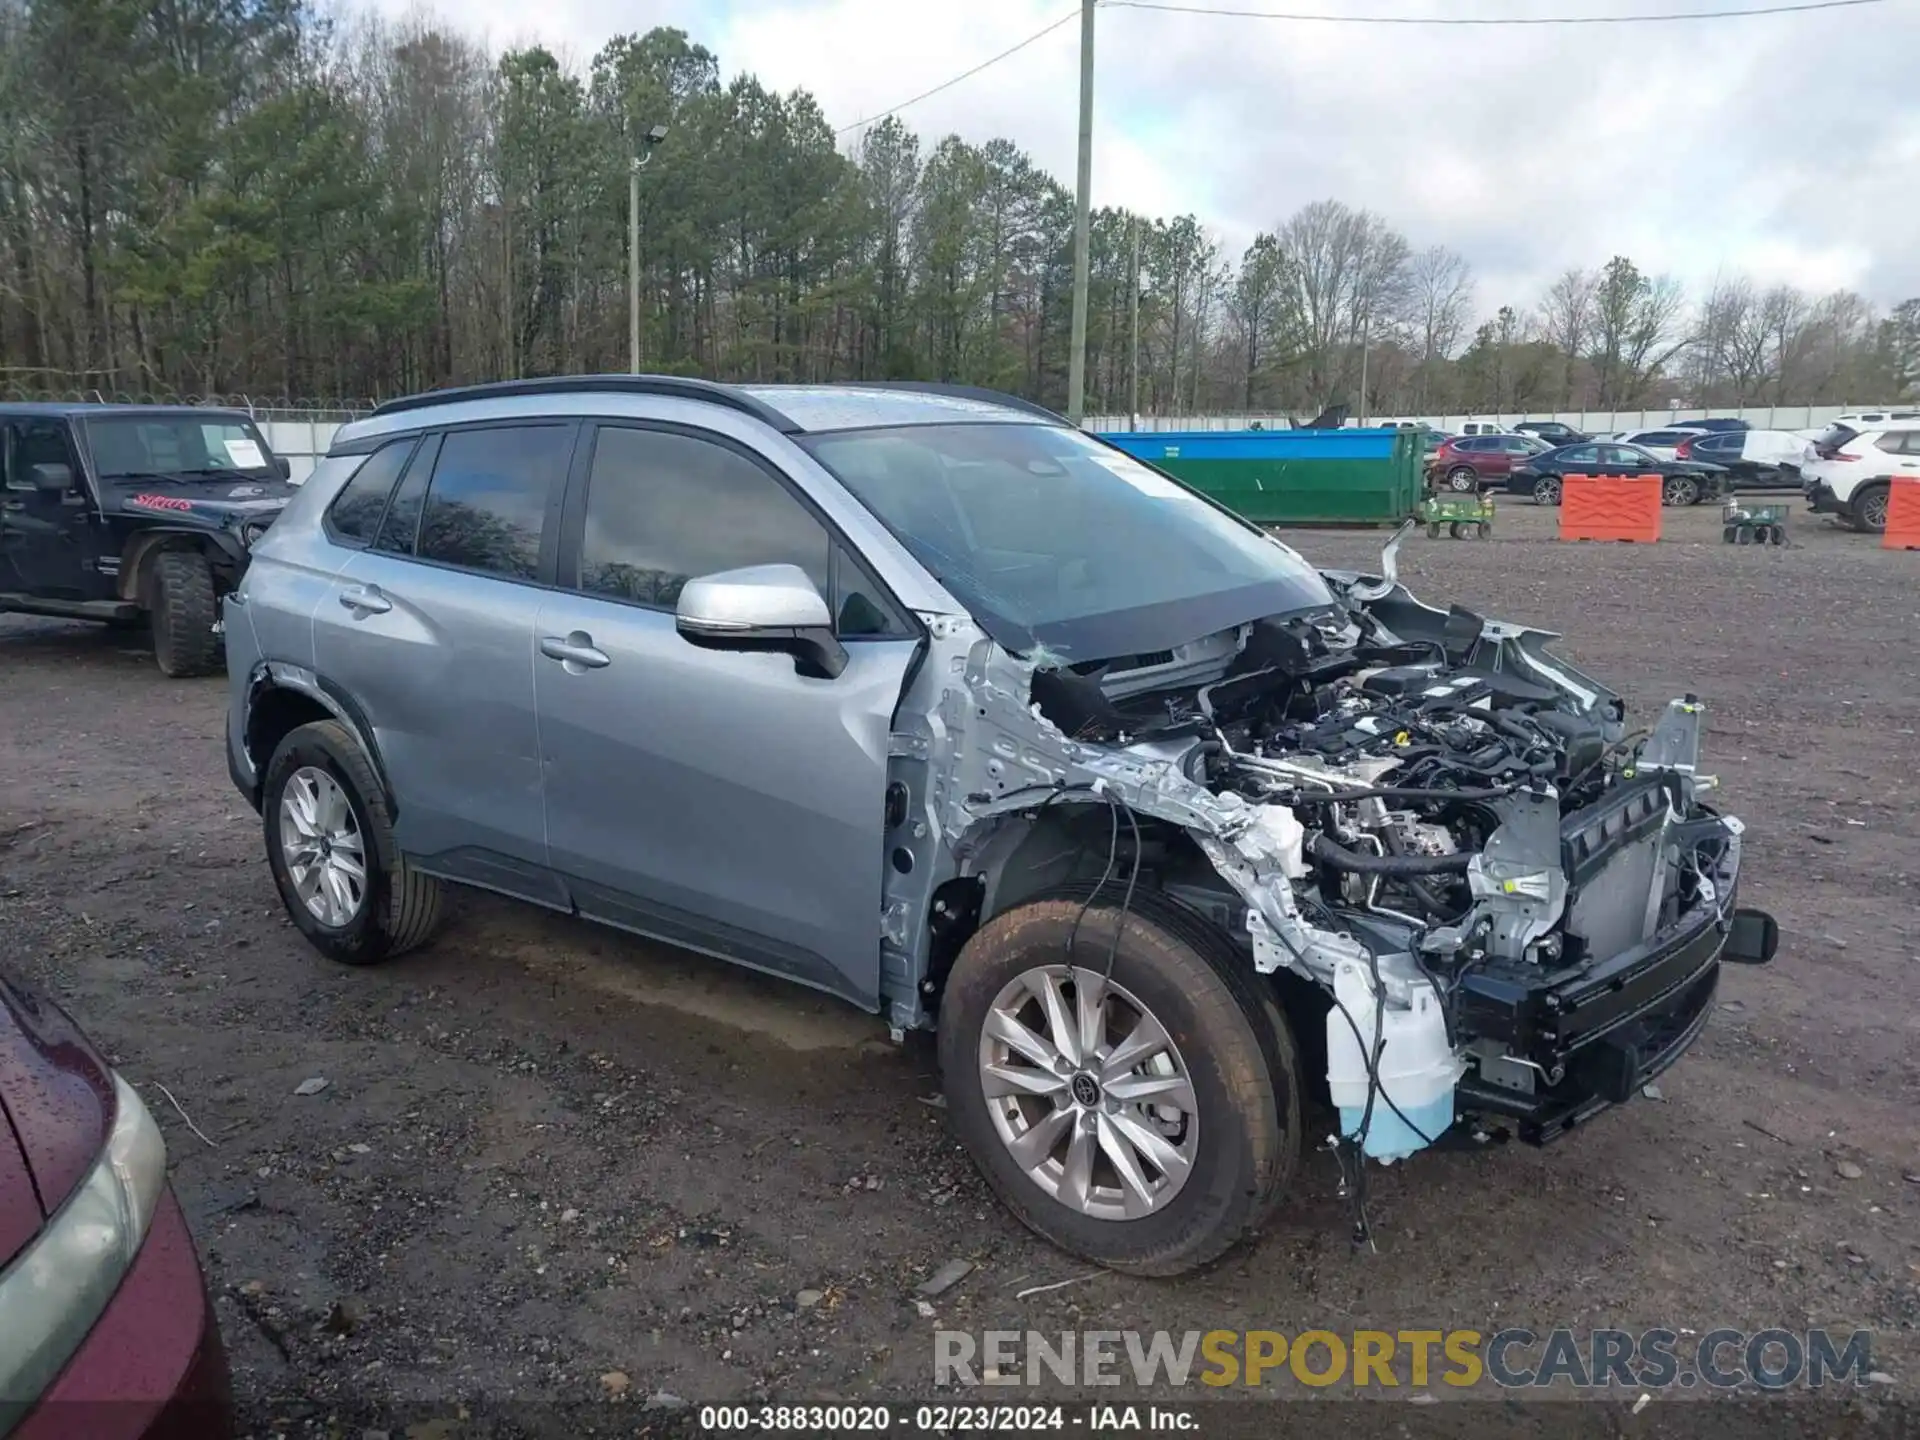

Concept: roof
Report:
left=0, top=401, right=257, bottom=422
left=364, top=375, right=1066, bottom=433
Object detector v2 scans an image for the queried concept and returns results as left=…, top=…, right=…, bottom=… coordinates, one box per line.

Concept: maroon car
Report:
left=1426, top=433, right=1549, bottom=492
left=0, top=974, right=233, bottom=1440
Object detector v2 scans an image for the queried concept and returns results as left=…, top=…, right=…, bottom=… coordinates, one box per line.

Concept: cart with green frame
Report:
left=1721, top=498, right=1789, bottom=546
left=1414, top=491, right=1495, bottom=540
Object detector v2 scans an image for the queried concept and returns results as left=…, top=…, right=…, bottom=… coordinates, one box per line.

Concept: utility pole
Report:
left=628, top=158, right=642, bottom=375
left=1128, top=215, right=1140, bottom=429
left=1065, top=0, right=1096, bottom=425
left=1358, top=312, right=1371, bottom=427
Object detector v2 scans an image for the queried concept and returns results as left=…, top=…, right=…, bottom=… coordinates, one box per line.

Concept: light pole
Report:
left=629, top=123, right=669, bottom=375
left=1065, top=0, right=1095, bottom=425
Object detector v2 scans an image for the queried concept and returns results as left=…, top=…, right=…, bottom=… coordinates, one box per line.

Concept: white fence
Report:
left=259, top=418, right=348, bottom=483
left=1084, top=404, right=1872, bottom=434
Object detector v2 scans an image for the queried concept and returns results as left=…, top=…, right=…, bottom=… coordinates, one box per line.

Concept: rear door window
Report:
left=1559, top=445, right=1600, bottom=466
left=413, top=425, right=573, bottom=581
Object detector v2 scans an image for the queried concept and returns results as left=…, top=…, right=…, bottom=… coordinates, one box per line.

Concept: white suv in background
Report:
left=1802, top=418, right=1920, bottom=532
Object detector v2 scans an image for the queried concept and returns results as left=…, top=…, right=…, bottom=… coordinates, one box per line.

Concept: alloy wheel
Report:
left=978, top=965, right=1199, bottom=1221
left=1858, top=489, right=1889, bottom=531
left=1663, top=475, right=1699, bottom=506
left=279, top=766, right=368, bottom=927
left=1533, top=476, right=1562, bottom=505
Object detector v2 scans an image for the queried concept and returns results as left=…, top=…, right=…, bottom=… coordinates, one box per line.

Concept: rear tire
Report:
left=1532, top=476, right=1562, bottom=506
left=262, top=720, right=442, bottom=966
left=938, top=891, right=1299, bottom=1276
left=1851, top=483, right=1890, bottom=534
left=1446, top=467, right=1477, bottom=493
left=149, top=550, right=221, bottom=677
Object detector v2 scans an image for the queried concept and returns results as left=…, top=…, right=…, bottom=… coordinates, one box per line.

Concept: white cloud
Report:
left=363, top=0, right=1920, bottom=312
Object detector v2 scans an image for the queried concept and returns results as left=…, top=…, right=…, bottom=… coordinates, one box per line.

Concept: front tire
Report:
left=262, top=720, right=442, bottom=966
left=938, top=892, right=1299, bottom=1276
left=149, top=550, right=221, bottom=677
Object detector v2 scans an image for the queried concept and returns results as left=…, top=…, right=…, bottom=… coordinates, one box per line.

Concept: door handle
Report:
left=338, top=584, right=391, bottom=615
left=539, top=632, right=611, bottom=670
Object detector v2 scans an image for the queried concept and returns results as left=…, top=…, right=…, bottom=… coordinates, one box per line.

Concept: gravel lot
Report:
left=3, top=500, right=1917, bottom=1437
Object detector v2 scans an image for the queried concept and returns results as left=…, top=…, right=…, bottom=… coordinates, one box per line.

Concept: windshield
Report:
left=88, top=415, right=275, bottom=479
left=800, top=422, right=1337, bottom=660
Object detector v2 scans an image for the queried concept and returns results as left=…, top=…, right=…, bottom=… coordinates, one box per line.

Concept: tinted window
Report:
left=375, top=453, right=429, bottom=554
left=1812, top=423, right=1859, bottom=453
left=1873, top=432, right=1908, bottom=455
left=324, top=439, right=416, bottom=546
left=1458, top=437, right=1492, bottom=452
left=6, top=420, right=78, bottom=490
left=1606, top=446, right=1654, bottom=467
left=415, top=426, right=570, bottom=580
left=1505, top=437, right=1537, bottom=453
left=579, top=426, right=831, bottom=613
left=1559, top=445, right=1600, bottom=465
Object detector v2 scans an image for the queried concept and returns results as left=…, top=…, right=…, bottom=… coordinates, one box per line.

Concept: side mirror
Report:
left=675, top=563, right=847, bottom=680
left=274, top=455, right=292, bottom=480
left=30, top=462, right=73, bottom=495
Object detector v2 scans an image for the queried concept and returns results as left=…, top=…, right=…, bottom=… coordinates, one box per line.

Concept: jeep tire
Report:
left=149, top=549, right=221, bottom=677
left=938, top=890, right=1300, bottom=1276
left=263, top=719, right=443, bottom=966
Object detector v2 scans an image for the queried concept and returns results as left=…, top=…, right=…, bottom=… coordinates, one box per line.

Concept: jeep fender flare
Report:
left=117, top=528, right=247, bottom=603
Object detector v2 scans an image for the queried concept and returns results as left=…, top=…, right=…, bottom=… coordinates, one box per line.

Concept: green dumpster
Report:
left=1094, top=427, right=1422, bottom=525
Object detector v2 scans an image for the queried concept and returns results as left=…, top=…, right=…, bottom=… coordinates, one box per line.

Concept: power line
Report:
left=1103, top=0, right=1883, bottom=24
left=835, top=9, right=1082, bottom=137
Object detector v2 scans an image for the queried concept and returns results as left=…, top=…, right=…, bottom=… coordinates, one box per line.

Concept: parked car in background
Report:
left=1610, top=428, right=1710, bottom=461
left=1669, top=418, right=1749, bottom=433
left=1802, top=419, right=1920, bottom=533
left=1508, top=441, right=1729, bottom=506
left=0, top=403, right=295, bottom=676
left=1831, top=408, right=1920, bottom=431
left=0, top=972, right=233, bottom=1438
left=1513, top=420, right=1588, bottom=447
left=1426, top=433, right=1549, bottom=492
left=1675, top=429, right=1807, bottom=488
left=1455, top=420, right=1514, bottom=437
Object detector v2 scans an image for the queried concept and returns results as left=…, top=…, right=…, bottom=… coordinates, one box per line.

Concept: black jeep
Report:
left=0, top=403, right=296, bottom=676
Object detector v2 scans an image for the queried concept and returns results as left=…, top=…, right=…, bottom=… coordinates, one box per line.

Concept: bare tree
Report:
left=1404, top=244, right=1471, bottom=410
left=1272, top=199, right=1410, bottom=407
left=1537, top=267, right=1595, bottom=407
left=1691, top=276, right=1774, bottom=403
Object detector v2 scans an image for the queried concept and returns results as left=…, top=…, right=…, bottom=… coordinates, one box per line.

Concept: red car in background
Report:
left=1426, top=433, right=1551, bottom=492
left=0, top=974, right=233, bottom=1440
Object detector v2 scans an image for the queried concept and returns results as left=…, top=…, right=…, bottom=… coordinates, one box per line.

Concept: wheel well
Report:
left=922, top=807, right=1247, bottom=1013
left=243, top=685, right=333, bottom=791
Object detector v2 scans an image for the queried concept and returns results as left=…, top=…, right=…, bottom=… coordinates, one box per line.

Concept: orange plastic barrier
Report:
left=1558, top=474, right=1662, bottom=544
left=1883, top=477, right=1920, bottom=550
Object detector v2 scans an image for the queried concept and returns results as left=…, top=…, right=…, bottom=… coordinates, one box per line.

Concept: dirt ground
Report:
left=2, top=499, right=1917, bottom=1438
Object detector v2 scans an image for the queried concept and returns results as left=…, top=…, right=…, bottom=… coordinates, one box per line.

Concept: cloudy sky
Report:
left=365, top=0, right=1920, bottom=317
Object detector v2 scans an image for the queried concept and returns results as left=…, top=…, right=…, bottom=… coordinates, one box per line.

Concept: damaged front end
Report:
left=899, top=522, right=1775, bottom=1178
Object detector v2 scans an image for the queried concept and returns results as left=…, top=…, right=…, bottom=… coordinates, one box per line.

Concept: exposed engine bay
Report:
left=906, top=526, right=1777, bottom=1194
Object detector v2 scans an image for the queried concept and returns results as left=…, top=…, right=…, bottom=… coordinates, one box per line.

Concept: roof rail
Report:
left=369, top=374, right=802, bottom=432
left=833, top=382, right=1071, bottom=426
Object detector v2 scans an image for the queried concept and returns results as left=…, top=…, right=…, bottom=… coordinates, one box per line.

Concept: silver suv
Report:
left=224, top=377, right=1775, bottom=1274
